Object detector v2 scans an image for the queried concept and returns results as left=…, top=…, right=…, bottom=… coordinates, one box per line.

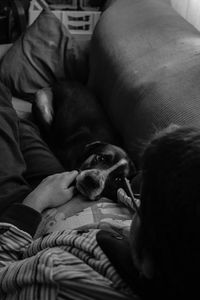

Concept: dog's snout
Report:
left=83, top=174, right=101, bottom=189
left=76, top=169, right=106, bottom=200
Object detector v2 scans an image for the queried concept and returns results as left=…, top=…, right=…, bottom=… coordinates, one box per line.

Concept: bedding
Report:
left=0, top=223, right=135, bottom=299
left=34, top=195, right=134, bottom=238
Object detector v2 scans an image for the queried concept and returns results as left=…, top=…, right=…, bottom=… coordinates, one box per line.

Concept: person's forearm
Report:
left=0, top=171, right=78, bottom=238
left=0, top=203, right=42, bottom=236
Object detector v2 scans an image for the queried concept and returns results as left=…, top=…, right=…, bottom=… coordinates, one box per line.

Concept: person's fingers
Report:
left=41, top=171, right=78, bottom=185
left=117, top=188, right=134, bottom=209
left=117, top=188, right=131, bottom=201
left=62, top=170, right=79, bottom=187
left=65, top=186, right=76, bottom=200
left=41, top=173, right=61, bottom=183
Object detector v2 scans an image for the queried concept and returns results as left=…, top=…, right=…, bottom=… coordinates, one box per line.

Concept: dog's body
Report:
left=33, top=81, right=136, bottom=201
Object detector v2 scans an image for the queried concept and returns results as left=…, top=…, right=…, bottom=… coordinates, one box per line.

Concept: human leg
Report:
left=0, top=81, right=31, bottom=215
left=19, top=118, right=65, bottom=189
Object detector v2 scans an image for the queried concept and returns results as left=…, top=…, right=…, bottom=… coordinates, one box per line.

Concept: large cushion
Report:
left=0, top=8, right=88, bottom=101
left=88, top=0, right=200, bottom=166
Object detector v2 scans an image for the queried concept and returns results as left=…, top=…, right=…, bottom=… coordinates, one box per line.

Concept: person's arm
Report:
left=23, top=170, right=78, bottom=213
left=0, top=170, right=78, bottom=236
left=0, top=171, right=78, bottom=270
left=0, top=203, right=42, bottom=236
left=0, top=170, right=78, bottom=296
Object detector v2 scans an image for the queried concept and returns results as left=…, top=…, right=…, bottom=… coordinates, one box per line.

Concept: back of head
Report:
left=138, top=125, right=200, bottom=298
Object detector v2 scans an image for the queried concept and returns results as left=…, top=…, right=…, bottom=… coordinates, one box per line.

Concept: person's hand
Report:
left=117, top=188, right=140, bottom=210
left=23, top=171, right=78, bottom=213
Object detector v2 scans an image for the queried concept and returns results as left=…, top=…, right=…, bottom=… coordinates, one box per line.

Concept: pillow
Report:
left=0, top=8, right=89, bottom=101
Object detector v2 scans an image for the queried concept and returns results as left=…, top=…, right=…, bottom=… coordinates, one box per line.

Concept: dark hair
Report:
left=138, top=125, right=200, bottom=297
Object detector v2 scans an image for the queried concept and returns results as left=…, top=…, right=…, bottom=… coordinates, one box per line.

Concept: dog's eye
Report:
left=93, top=154, right=105, bottom=163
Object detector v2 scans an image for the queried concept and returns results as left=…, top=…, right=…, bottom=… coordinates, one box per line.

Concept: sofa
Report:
left=88, top=0, right=200, bottom=168
left=0, top=0, right=199, bottom=200
left=1, top=0, right=200, bottom=168
left=0, top=0, right=200, bottom=296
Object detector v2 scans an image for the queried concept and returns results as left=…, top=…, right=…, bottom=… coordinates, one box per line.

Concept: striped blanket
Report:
left=0, top=222, right=138, bottom=300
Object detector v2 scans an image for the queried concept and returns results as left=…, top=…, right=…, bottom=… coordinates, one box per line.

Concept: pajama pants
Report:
left=0, top=81, right=64, bottom=215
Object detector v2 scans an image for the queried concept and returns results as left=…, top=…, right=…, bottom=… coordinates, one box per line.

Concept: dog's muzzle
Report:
left=76, top=169, right=105, bottom=200
left=76, top=158, right=128, bottom=200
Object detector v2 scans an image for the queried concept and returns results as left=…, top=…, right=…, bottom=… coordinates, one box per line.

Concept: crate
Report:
left=46, top=0, right=78, bottom=11
left=37, top=0, right=103, bottom=11
left=29, top=0, right=101, bottom=36
left=79, top=0, right=103, bottom=11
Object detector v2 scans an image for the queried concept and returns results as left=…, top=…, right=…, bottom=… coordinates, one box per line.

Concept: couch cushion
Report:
left=88, top=0, right=200, bottom=166
left=0, top=8, right=88, bottom=101
left=0, top=44, right=12, bottom=62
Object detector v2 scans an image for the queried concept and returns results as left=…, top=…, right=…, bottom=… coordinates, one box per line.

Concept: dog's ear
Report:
left=127, top=158, right=137, bottom=179
left=131, top=170, right=142, bottom=195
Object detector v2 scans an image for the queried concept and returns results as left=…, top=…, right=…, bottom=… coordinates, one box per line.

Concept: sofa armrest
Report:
left=88, top=0, right=200, bottom=167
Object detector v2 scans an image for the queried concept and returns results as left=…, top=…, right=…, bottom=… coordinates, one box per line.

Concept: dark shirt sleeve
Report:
left=0, top=203, right=42, bottom=236
left=96, top=230, right=153, bottom=298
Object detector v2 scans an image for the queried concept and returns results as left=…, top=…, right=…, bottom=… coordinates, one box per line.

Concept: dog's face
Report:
left=76, top=141, right=136, bottom=201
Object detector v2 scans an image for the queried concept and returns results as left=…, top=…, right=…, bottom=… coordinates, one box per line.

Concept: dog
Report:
left=32, top=80, right=136, bottom=201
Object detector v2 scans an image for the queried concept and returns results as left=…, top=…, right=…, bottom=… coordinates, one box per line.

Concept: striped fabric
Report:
left=0, top=223, right=135, bottom=300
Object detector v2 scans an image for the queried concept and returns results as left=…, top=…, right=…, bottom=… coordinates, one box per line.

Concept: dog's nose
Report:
left=83, top=174, right=101, bottom=189
left=76, top=169, right=106, bottom=200
left=76, top=169, right=107, bottom=200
